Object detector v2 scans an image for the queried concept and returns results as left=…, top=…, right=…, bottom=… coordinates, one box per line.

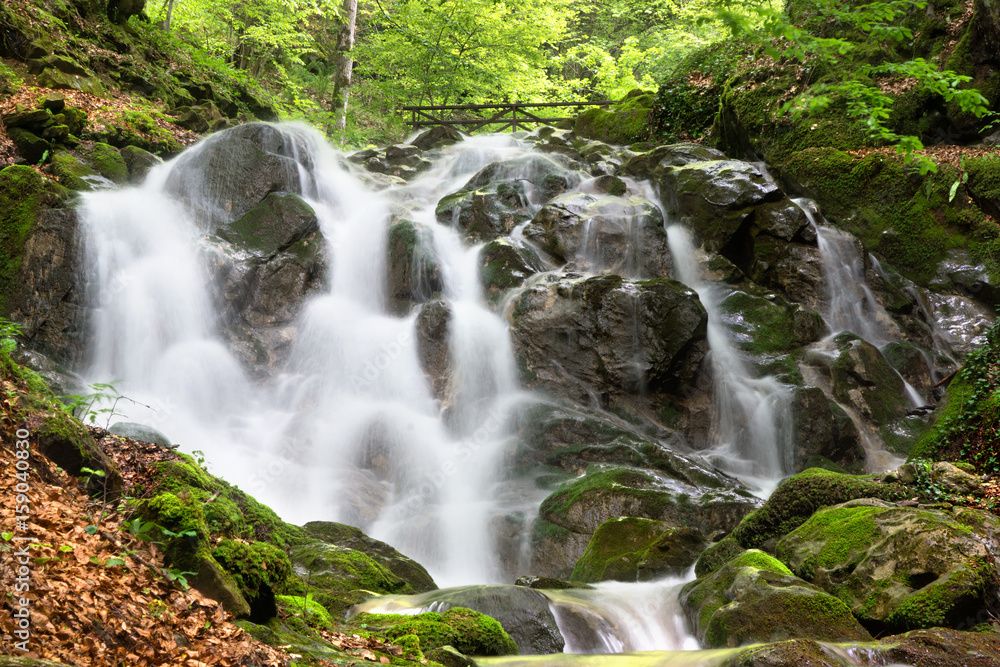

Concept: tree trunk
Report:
left=330, top=0, right=359, bottom=131
left=164, top=0, right=175, bottom=31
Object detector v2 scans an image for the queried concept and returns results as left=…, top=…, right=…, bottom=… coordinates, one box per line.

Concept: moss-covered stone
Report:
left=81, top=142, right=128, bottom=184
left=33, top=408, right=122, bottom=497
left=681, top=549, right=872, bottom=648
left=694, top=536, right=747, bottom=578
left=479, top=237, right=543, bottom=299
left=728, top=468, right=909, bottom=549
left=570, top=517, right=705, bottom=583
left=1, top=166, right=54, bottom=314
left=353, top=608, right=518, bottom=656
left=50, top=152, right=104, bottom=191
left=574, top=89, right=654, bottom=145
left=212, top=538, right=292, bottom=620
left=776, top=501, right=1000, bottom=633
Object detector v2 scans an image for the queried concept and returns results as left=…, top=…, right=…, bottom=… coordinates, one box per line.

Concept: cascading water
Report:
left=664, top=225, right=793, bottom=492
left=78, top=126, right=534, bottom=587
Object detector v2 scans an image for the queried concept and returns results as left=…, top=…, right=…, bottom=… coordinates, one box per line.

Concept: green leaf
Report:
left=59, top=545, right=74, bottom=552
left=949, top=179, right=961, bottom=202
left=104, top=557, right=126, bottom=567
left=1, top=532, right=13, bottom=541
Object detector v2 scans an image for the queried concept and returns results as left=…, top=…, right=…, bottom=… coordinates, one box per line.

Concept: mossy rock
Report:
left=32, top=409, right=122, bottom=497
left=570, top=517, right=705, bottom=583
left=7, top=128, right=51, bottom=165
left=479, top=236, right=543, bottom=299
left=218, top=192, right=318, bottom=257
left=681, top=549, right=872, bottom=647
left=728, top=468, right=910, bottom=549
left=50, top=152, right=105, bottom=191
left=0, top=166, right=70, bottom=314
left=303, top=521, right=437, bottom=593
left=694, top=536, right=747, bottom=578
left=776, top=500, right=1000, bottom=633
left=213, top=538, right=292, bottom=622
left=80, top=142, right=128, bottom=184
left=353, top=608, right=518, bottom=656
left=573, top=89, right=653, bottom=145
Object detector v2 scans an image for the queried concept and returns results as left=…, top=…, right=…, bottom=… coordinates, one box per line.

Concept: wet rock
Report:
left=514, top=576, right=591, bottom=590
left=719, top=290, right=822, bottom=357
left=789, top=387, right=865, bottom=473
left=411, top=125, right=465, bottom=150
left=621, top=143, right=727, bottom=178
left=539, top=464, right=759, bottom=540
left=509, top=275, right=707, bottom=399
left=776, top=500, right=1000, bottom=633
left=479, top=237, right=544, bottom=299
left=898, top=461, right=982, bottom=495
left=8, top=127, right=51, bottom=164
left=120, top=145, right=163, bottom=184
left=218, top=192, right=318, bottom=258
left=881, top=340, right=933, bottom=394
left=388, top=219, right=442, bottom=313
left=435, top=181, right=531, bottom=243
left=50, top=152, right=109, bottom=191
left=571, top=517, right=706, bottom=583
left=415, top=299, right=452, bottom=401
left=80, top=142, right=128, bottom=184
left=463, top=154, right=579, bottom=203
left=522, top=192, right=672, bottom=279
left=821, top=334, right=909, bottom=426
left=165, top=123, right=313, bottom=227
left=353, top=604, right=519, bottom=656
left=681, top=549, right=871, bottom=648
left=657, top=160, right=782, bottom=252
left=926, top=291, right=995, bottom=356
left=303, top=521, right=436, bottom=593
left=108, top=421, right=173, bottom=449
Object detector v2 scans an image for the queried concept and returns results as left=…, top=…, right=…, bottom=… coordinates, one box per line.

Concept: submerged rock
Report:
left=776, top=500, right=1000, bottom=633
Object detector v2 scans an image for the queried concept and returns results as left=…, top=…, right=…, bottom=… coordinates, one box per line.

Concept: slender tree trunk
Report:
left=164, top=0, right=175, bottom=31
left=331, top=0, right=359, bottom=131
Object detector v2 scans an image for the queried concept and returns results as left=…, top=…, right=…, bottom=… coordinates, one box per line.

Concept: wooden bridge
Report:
left=402, top=101, right=612, bottom=133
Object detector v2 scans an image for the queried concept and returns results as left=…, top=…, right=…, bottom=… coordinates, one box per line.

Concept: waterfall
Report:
left=77, top=125, right=531, bottom=586
left=665, top=225, right=793, bottom=492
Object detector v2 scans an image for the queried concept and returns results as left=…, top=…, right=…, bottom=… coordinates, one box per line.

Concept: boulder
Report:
left=776, top=500, right=1000, bottom=633
left=539, top=465, right=759, bottom=540
left=828, top=334, right=909, bottom=426
left=621, top=143, right=728, bottom=179
left=681, top=550, right=872, bottom=648
left=165, top=123, right=313, bottom=227
left=788, top=387, right=865, bottom=473
left=50, top=152, right=110, bottom=191
left=435, top=182, right=531, bottom=243
left=30, top=409, right=123, bottom=497
left=718, top=290, right=822, bottom=357
left=657, top=160, right=782, bottom=252
left=352, top=606, right=519, bottom=656
left=8, top=127, right=51, bottom=164
left=415, top=299, right=451, bottom=401
left=36, top=68, right=104, bottom=96
left=218, top=192, right=318, bottom=257
left=108, top=421, right=173, bottom=449
left=570, top=517, right=705, bottom=583
left=120, top=145, right=162, bottom=184
left=479, top=237, right=544, bottom=300
left=508, top=275, right=707, bottom=398
left=80, top=142, right=128, bottom=184
left=463, top=154, right=579, bottom=203
left=522, top=192, right=672, bottom=278
left=355, top=585, right=562, bottom=655
left=303, top=521, right=435, bottom=593
left=411, top=125, right=465, bottom=150
left=388, top=219, right=441, bottom=312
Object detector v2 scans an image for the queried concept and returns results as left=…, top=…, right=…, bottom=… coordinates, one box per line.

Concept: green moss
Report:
left=0, top=61, right=24, bottom=95
left=354, top=608, right=518, bottom=656
left=213, top=538, right=292, bottom=604
left=694, top=536, right=746, bottom=577
left=727, top=549, right=793, bottom=576
left=0, top=166, right=48, bottom=314
left=83, top=142, right=128, bottom=183
left=719, top=291, right=801, bottom=355
left=275, top=594, right=333, bottom=627
left=730, top=468, right=908, bottom=549
left=51, top=152, right=102, bottom=191
left=574, top=90, right=652, bottom=145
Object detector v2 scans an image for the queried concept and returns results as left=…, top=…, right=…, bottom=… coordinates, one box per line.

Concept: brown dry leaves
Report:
left=0, top=396, right=289, bottom=665
left=845, top=144, right=1000, bottom=172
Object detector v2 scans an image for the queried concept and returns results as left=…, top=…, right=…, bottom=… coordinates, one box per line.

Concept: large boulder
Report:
left=788, top=386, right=865, bottom=473
left=570, top=517, right=705, bottom=583
left=656, top=160, right=783, bottom=252
left=508, top=275, right=708, bottom=399
left=352, top=606, right=518, bottom=657
left=776, top=500, right=1000, bottom=633
left=165, top=123, right=314, bottom=227
left=681, top=550, right=872, bottom=648
left=479, top=237, right=544, bottom=300
left=828, top=333, right=909, bottom=425
left=434, top=181, right=531, bottom=243
left=462, top=154, right=579, bottom=202
left=522, top=192, right=672, bottom=278
left=217, top=192, right=318, bottom=258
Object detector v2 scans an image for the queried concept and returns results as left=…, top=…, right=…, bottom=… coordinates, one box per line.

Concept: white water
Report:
left=665, top=225, right=792, bottom=492
left=79, top=126, right=539, bottom=587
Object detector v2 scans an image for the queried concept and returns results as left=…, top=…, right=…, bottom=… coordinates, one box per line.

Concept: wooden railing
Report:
left=402, top=101, right=613, bottom=133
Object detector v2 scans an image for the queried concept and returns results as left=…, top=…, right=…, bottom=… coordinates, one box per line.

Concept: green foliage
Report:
left=704, top=0, right=991, bottom=171
left=909, top=322, right=1000, bottom=473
